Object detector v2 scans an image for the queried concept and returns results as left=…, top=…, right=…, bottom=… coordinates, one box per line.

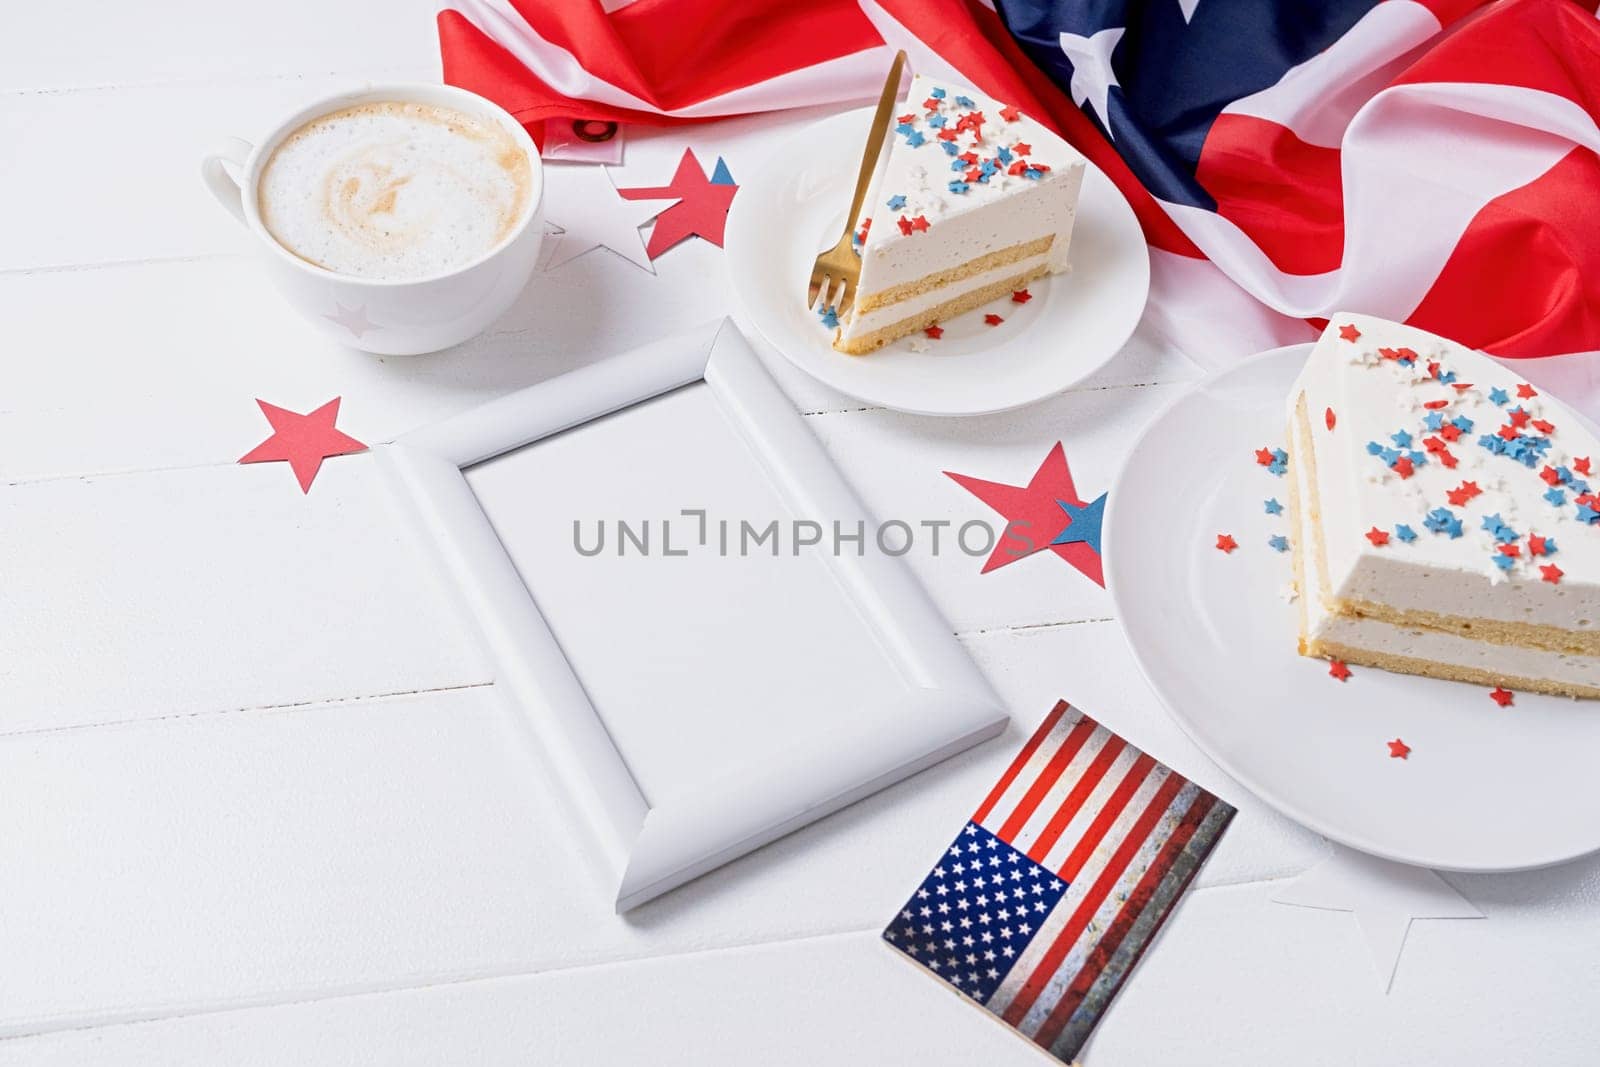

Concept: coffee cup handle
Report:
left=201, top=137, right=254, bottom=225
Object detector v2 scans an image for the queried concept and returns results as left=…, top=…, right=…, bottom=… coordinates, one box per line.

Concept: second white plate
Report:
left=727, top=106, right=1150, bottom=417
left=1105, top=344, right=1600, bottom=872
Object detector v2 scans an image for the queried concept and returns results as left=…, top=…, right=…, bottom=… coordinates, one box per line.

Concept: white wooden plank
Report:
left=0, top=1, right=438, bottom=91
left=0, top=620, right=1325, bottom=1036
left=0, top=454, right=489, bottom=734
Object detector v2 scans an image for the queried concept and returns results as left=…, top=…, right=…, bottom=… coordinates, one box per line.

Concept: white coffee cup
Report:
left=202, top=82, right=544, bottom=356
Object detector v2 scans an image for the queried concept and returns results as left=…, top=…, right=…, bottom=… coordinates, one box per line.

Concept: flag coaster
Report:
left=883, top=701, right=1235, bottom=1062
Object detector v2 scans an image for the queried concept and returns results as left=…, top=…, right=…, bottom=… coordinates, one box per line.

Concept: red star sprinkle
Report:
left=1392, top=456, right=1415, bottom=479
left=1497, top=424, right=1521, bottom=442
left=1517, top=383, right=1538, bottom=398
left=1423, top=436, right=1447, bottom=454
left=1508, top=408, right=1531, bottom=429
left=897, top=113, right=916, bottom=125
left=1576, top=457, right=1592, bottom=475
left=1490, top=687, right=1515, bottom=707
left=1528, top=534, right=1549, bottom=556
left=1011, top=288, right=1032, bottom=303
left=1325, top=407, right=1337, bottom=431
left=922, top=97, right=941, bottom=111
left=964, top=166, right=984, bottom=183
left=1423, top=399, right=1450, bottom=410
left=1452, top=382, right=1474, bottom=391
left=984, top=313, right=1004, bottom=326
left=1387, top=738, right=1411, bottom=759
left=959, top=151, right=979, bottom=164
left=1255, top=447, right=1275, bottom=465
left=1542, top=564, right=1563, bottom=583
left=1541, top=465, right=1564, bottom=485
left=1329, top=659, right=1351, bottom=681
left=1439, top=423, right=1463, bottom=442
left=1366, top=526, right=1390, bottom=546
left=937, top=128, right=959, bottom=142
left=999, top=104, right=1022, bottom=122
left=897, top=215, right=914, bottom=236
left=1439, top=449, right=1458, bottom=469
left=1533, top=419, right=1555, bottom=434
left=1338, top=323, right=1361, bottom=342
left=1006, top=160, right=1030, bottom=176
left=1446, top=482, right=1482, bottom=506
left=924, top=324, right=943, bottom=339
left=1216, top=533, right=1238, bottom=553
left=616, top=147, right=739, bottom=256
left=1013, top=141, right=1031, bottom=155
left=1499, top=543, right=1521, bottom=558
left=238, top=397, right=367, bottom=493
left=910, top=215, right=930, bottom=232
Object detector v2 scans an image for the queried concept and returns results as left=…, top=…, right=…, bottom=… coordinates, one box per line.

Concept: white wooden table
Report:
left=2, top=5, right=1596, bottom=1063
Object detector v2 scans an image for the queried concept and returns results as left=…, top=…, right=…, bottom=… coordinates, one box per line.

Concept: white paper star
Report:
left=1057, top=27, right=1125, bottom=136
left=1274, top=846, right=1483, bottom=992
left=542, top=163, right=680, bottom=274
left=323, top=303, right=380, bottom=338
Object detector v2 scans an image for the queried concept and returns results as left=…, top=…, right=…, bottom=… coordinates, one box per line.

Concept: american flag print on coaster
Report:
left=883, top=701, right=1235, bottom=1063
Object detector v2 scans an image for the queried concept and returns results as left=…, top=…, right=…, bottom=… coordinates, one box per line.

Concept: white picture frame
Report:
left=376, top=319, right=1005, bottom=911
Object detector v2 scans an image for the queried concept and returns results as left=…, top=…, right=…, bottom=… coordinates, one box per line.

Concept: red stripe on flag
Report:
left=1025, top=736, right=1127, bottom=864
left=1031, top=792, right=1219, bottom=1050
left=973, top=701, right=1071, bottom=824
left=1394, top=0, right=1600, bottom=110
left=996, top=716, right=1099, bottom=841
left=1057, top=752, right=1157, bottom=882
left=1198, top=113, right=1345, bottom=277
left=1001, top=770, right=1189, bottom=1028
left=1408, top=145, right=1600, bottom=359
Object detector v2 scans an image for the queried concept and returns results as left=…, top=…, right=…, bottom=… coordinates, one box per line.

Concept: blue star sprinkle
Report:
left=1544, top=487, right=1566, bottom=507
left=928, top=115, right=947, bottom=129
left=1391, top=430, right=1413, bottom=448
left=1052, top=493, right=1108, bottom=554
left=1452, top=415, right=1474, bottom=433
left=1023, top=168, right=1045, bottom=180
left=1481, top=513, right=1519, bottom=542
left=1579, top=504, right=1600, bottom=524
left=1423, top=411, right=1445, bottom=432
left=818, top=305, right=839, bottom=329
left=1395, top=524, right=1418, bottom=543
left=1489, top=387, right=1509, bottom=406
left=886, top=194, right=906, bottom=210
left=1268, top=535, right=1290, bottom=553
left=1544, top=538, right=1559, bottom=555
left=895, top=122, right=914, bottom=136
left=931, top=87, right=946, bottom=99
left=997, top=146, right=1013, bottom=164
left=1424, top=507, right=1464, bottom=538
left=941, top=141, right=959, bottom=156
left=951, top=159, right=968, bottom=172
left=955, top=95, right=975, bottom=108
left=1267, top=448, right=1289, bottom=477
left=1366, top=441, right=1384, bottom=456
left=1493, top=553, right=1516, bottom=572
left=905, top=131, right=926, bottom=148
left=948, top=180, right=970, bottom=194
left=1264, top=498, right=1284, bottom=515
left=1437, top=369, right=1458, bottom=385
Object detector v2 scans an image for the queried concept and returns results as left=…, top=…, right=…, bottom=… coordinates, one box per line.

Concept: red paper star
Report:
left=1338, top=323, right=1361, bottom=342
left=924, top=324, right=944, bottom=339
left=616, top=147, right=738, bottom=258
left=1517, top=383, right=1538, bottom=398
left=1490, top=687, right=1515, bottom=707
left=1387, top=738, right=1411, bottom=759
left=945, top=442, right=1104, bottom=583
left=1541, top=564, right=1564, bottom=584
left=1329, top=659, right=1351, bottom=681
left=1011, top=289, right=1032, bottom=304
left=984, top=313, right=1004, bottom=326
left=1215, top=533, right=1238, bottom=553
left=1366, top=526, right=1390, bottom=546
left=238, top=398, right=366, bottom=493
left=1325, top=407, right=1337, bottom=431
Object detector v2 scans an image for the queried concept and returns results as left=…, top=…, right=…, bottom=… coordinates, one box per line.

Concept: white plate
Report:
left=1105, top=344, right=1600, bottom=872
left=727, top=106, right=1150, bottom=417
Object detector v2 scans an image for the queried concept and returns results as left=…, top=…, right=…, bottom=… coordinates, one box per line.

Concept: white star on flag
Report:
left=1057, top=26, right=1126, bottom=136
left=1178, top=0, right=1200, bottom=23
left=542, top=163, right=680, bottom=273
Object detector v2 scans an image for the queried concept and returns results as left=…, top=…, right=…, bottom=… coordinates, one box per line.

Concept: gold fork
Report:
left=808, top=49, right=908, bottom=324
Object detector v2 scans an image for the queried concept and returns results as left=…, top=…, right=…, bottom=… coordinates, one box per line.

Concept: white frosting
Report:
left=839, top=74, right=1085, bottom=342
left=843, top=251, right=1049, bottom=336
left=1289, top=313, right=1600, bottom=635
left=258, top=100, right=533, bottom=280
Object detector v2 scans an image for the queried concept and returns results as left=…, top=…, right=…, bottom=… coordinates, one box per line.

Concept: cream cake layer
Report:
left=836, top=251, right=1049, bottom=345
left=1288, top=395, right=1600, bottom=698
left=833, top=73, right=1085, bottom=352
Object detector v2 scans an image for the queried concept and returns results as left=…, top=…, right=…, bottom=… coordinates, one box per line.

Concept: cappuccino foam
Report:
left=258, top=100, right=533, bottom=280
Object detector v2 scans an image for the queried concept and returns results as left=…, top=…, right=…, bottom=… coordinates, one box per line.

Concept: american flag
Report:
left=883, top=702, right=1234, bottom=1062
left=438, top=0, right=1600, bottom=368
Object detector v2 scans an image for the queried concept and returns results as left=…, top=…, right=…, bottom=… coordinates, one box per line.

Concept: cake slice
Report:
left=1286, top=314, right=1600, bottom=698
left=832, top=74, right=1087, bottom=355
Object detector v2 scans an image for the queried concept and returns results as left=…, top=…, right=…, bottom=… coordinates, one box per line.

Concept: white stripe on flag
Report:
left=1014, top=780, right=1201, bottom=1038
left=1035, top=742, right=1144, bottom=873
left=985, top=761, right=1167, bottom=1017
left=451, top=0, right=894, bottom=119
left=975, top=710, right=1084, bottom=836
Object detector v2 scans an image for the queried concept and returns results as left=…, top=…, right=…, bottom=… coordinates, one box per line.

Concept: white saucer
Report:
left=1105, top=344, right=1600, bottom=872
left=726, top=106, right=1149, bottom=417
